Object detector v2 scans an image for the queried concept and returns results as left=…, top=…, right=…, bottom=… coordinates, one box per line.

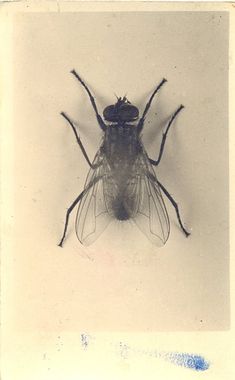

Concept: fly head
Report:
left=103, top=97, right=139, bottom=123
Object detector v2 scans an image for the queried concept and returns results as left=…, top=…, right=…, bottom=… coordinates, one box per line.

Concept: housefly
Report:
left=58, top=69, right=190, bottom=247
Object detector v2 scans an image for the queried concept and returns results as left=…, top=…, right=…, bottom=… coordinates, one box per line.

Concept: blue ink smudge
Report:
left=159, top=352, right=210, bottom=371
left=80, top=333, right=210, bottom=371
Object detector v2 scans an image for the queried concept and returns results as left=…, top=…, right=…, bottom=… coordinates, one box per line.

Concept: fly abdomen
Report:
left=112, top=195, right=131, bottom=221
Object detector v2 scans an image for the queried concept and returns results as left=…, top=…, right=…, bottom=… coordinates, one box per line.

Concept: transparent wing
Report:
left=75, top=150, right=113, bottom=246
left=76, top=144, right=169, bottom=246
left=127, top=151, right=170, bottom=246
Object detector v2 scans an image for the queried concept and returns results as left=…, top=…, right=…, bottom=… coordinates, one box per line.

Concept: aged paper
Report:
left=1, top=1, right=234, bottom=379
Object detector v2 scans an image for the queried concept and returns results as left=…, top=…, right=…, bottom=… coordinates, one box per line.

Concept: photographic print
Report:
left=1, top=2, right=234, bottom=380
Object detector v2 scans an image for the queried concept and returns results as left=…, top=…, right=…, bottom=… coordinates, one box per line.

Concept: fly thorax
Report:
left=104, top=124, right=140, bottom=160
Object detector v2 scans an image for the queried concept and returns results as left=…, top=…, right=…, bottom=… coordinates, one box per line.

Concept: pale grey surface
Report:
left=11, top=11, right=229, bottom=331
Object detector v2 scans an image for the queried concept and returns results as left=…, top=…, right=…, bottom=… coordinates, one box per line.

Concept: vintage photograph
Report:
left=11, top=8, right=229, bottom=330
left=1, top=3, right=233, bottom=380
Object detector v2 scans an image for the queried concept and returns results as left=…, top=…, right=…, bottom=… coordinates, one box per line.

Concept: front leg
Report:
left=137, top=78, right=167, bottom=133
left=71, top=69, right=107, bottom=131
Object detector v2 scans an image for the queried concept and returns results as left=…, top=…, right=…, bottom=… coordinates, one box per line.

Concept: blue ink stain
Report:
left=161, top=352, right=210, bottom=371
left=80, top=333, right=210, bottom=371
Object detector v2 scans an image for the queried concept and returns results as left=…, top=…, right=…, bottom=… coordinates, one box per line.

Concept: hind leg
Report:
left=157, top=179, right=190, bottom=237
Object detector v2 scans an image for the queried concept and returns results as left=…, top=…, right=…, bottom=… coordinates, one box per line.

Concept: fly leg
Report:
left=61, top=111, right=94, bottom=168
left=157, top=180, right=190, bottom=237
left=71, top=69, right=107, bottom=131
left=58, top=190, right=86, bottom=247
left=58, top=176, right=103, bottom=247
left=149, top=105, right=184, bottom=166
left=137, top=78, right=167, bottom=133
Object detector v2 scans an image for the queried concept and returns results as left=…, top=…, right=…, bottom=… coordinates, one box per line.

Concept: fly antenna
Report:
left=114, top=93, right=119, bottom=101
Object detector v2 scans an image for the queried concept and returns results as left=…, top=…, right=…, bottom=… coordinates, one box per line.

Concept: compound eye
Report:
left=103, top=104, right=139, bottom=122
left=103, top=105, right=117, bottom=122
left=120, top=105, right=139, bottom=121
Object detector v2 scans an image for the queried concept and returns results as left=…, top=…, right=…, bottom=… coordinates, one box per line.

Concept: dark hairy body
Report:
left=58, top=70, right=190, bottom=247
left=102, top=125, right=141, bottom=221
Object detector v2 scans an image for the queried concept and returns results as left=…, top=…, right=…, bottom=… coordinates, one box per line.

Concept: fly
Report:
left=58, top=69, right=190, bottom=247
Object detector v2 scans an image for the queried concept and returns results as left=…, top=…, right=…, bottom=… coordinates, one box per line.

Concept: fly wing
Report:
left=75, top=150, right=112, bottom=246
left=128, top=151, right=170, bottom=246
